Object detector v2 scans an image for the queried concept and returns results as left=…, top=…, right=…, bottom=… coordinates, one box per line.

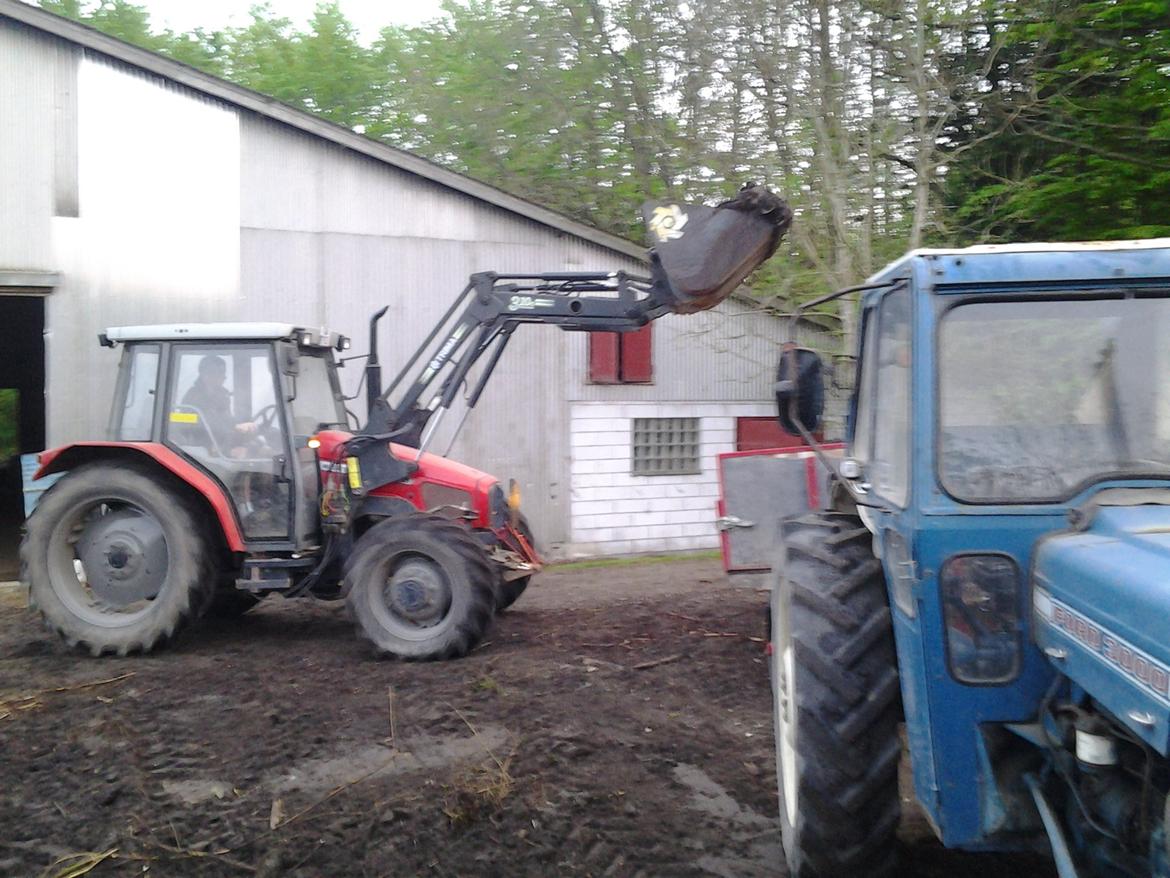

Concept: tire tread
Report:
left=21, top=461, right=216, bottom=656
left=775, top=512, right=902, bottom=878
left=345, top=513, right=495, bottom=661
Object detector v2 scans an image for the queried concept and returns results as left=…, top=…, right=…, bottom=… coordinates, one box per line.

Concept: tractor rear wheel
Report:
left=344, top=512, right=495, bottom=660
left=494, top=514, right=535, bottom=612
left=21, top=462, right=215, bottom=656
left=771, top=512, right=902, bottom=878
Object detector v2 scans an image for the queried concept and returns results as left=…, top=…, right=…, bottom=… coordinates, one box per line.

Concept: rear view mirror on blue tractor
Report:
left=774, top=345, right=825, bottom=437
left=759, top=239, right=1170, bottom=878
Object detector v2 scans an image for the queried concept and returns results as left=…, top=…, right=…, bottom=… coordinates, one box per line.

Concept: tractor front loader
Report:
left=759, top=238, right=1170, bottom=877
left=22, top=186, right=791, bottom=662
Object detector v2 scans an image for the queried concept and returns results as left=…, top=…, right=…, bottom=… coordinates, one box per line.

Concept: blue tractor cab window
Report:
left=939, top=295, right=1170, bottom=502
left=853, top=286, right=912, bottom=506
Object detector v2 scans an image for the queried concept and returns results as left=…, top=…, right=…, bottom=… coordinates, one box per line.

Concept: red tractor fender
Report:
left=35, top=442, right=246, bottom=552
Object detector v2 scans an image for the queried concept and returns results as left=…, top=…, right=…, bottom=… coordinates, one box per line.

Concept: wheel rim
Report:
left=372, top=553, right=454, bottom=640
left=774, top=600, right=799, bottom=827
left=46, top=499, right=170, bottom=627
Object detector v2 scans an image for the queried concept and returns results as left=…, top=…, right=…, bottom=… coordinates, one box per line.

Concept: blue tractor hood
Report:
left=1033, top=492, right=1170, bottom=752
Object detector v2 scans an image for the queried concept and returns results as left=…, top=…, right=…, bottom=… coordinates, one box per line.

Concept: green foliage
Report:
left=365, top=0, right=689, bottom=239
left=943, top=0, right=1170, bottom=242
left=0, top=389, right=18, bottom=464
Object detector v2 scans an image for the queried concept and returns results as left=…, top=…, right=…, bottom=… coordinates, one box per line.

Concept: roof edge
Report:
left=0, top=269, right=59, bottom=289
left=0, top=0, right=647, bottom=262
left=867, top=238, right=1170, bottom=285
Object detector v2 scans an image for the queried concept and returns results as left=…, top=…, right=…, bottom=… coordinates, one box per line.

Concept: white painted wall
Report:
left=567, top=400, right=775, bottom=557
left=48, top=58, right=241, bottom=443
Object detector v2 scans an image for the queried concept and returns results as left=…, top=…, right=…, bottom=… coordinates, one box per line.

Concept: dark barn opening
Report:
left=0, top=295, right=46, bottom=580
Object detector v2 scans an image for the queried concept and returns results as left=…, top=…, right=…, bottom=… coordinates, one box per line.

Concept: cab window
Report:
left=111, top=344, right=160, bottom=441
left=165, top=345, right=290, bottom=540
left=288, top=352, right=346, bottom=435
left=852, top=287, right=912, bottom=506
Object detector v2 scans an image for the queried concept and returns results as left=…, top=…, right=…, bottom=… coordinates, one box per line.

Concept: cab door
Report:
left=164, top=344, right=293, bottom=543
left=282, top=346, right=348, bottom=549
left=850, top=285, right=945, bottom=822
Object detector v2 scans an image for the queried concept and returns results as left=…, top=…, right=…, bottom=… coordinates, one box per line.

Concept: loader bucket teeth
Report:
left=643, top=184, right=792, bottom=315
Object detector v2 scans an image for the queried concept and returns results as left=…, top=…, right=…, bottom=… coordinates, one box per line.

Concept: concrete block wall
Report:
left=567, top=401, right=774, bottom=557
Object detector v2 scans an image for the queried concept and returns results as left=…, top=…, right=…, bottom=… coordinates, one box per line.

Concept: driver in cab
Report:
left=182, top=355, right=259, bottom=457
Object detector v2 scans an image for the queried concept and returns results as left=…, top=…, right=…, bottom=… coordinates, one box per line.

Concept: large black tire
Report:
left=494, top=514, right=536, bottom=613
left=344, top=513, right=495, bottom=660
left=770, top=512, right=902, bottom=878
left=21, top=462, right=215, bottom=657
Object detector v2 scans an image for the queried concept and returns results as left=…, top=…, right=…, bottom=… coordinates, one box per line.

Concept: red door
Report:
left=735, top=417, right=805, bottom=452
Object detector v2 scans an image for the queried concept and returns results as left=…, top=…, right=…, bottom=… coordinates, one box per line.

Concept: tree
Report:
left=943, top=0, right=1170, bottom=242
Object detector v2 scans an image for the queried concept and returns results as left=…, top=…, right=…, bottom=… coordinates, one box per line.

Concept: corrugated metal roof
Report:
left=0, top=0, right=647, bottom=261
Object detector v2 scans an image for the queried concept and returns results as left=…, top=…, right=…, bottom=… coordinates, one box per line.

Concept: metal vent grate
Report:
left=632, top=417, right=701, bottom=476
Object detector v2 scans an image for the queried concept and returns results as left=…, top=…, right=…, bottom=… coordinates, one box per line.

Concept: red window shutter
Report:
left=589, top=332, right=620, bottom=383
left=619, top=324, right=653, bottom=383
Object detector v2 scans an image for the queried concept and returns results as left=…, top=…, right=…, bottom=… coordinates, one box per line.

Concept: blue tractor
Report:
left=769, top=239, right=1170, bottom=877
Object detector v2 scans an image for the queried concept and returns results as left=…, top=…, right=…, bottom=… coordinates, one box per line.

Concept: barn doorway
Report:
left=0, top=296, right=46, bottom=580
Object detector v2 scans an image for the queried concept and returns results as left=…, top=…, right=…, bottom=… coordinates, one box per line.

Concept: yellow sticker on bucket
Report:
left=347, top=457, right=362, bottom=490
left=169, top=411, right=199, bottom=424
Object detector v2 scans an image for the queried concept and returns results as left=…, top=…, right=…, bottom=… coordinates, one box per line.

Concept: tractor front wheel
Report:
left=21, top=462, right=215, bottom=656
left=344, top=513, right=495, bottom=660
left=771, top=512, right=902, bottom=878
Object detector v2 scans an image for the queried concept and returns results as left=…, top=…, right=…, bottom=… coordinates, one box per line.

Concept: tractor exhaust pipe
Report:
left=366, top=306, right=389, bottom=417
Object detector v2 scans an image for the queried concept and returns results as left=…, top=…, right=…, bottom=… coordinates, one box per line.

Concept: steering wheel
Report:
left=234, top=404, right=280, bottom=455
left=252, top=404, right=278, bottom=430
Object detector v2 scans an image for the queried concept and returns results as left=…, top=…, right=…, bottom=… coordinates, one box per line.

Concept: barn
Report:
left=0, top=0, right=832, bottom=572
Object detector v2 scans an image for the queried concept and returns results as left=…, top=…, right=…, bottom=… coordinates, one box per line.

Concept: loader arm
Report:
left=364, top=185, right=793, bottom=453
left=366, top=269, right=673, bottom=448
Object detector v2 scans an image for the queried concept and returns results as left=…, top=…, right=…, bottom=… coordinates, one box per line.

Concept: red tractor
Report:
left=21, top=189, right=790, bottom=660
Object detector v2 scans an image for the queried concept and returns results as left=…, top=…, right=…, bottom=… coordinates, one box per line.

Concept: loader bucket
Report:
left=643, top=185, right=792, bottom=314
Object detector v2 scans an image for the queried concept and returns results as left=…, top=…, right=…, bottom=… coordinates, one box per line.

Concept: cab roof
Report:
left=867, top=238, right=1170, bottom=289
left=103, top=323, right=345, bottom=349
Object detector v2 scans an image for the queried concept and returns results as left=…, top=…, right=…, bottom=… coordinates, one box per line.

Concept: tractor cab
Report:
left=104, top=323, right=351, bottom=549
left=767, top=239, right=1170, bottom=877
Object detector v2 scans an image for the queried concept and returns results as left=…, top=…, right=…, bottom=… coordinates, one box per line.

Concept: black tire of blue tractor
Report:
left=20, top=462, right=215, bottom=657
left=771, top=512, right=902, bottom=878
left=494, top=514, right=535, bottom=613
left=344, top=513, right=495, bottom=661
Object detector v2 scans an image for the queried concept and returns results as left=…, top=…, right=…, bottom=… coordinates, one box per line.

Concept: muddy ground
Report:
left=0, top=557, right=1053, bottom=877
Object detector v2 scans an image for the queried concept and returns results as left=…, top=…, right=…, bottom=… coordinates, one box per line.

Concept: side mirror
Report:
left=278, top=343, right=300, bottom=377
left=775, top=346, right=824, bottom=436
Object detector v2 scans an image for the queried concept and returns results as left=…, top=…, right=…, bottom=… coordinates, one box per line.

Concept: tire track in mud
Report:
left=1, top=561, right=1052, bottom=877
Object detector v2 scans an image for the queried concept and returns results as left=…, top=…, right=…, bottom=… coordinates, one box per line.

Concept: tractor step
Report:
left=236, top=556, right=316, bottom=592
